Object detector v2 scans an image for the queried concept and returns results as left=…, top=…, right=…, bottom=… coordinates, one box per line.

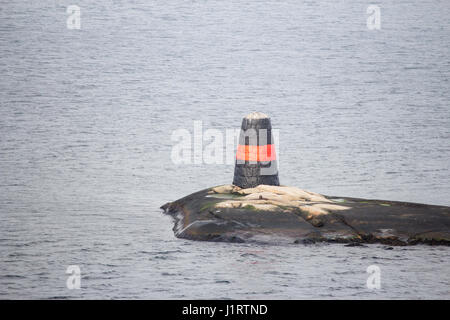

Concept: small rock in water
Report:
left=294, top=238, right=317, bottom=245
left=345, top=242, right=367, bottom=247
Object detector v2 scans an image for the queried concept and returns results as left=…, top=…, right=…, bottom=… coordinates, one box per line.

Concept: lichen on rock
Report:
left=209, top=184, right=349, bottom=216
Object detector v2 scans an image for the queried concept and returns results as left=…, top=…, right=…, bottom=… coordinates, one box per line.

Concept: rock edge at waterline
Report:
left=161, top=185, right=450, bottom=246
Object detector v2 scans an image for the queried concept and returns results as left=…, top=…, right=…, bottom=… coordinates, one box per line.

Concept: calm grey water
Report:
left=1, top=1, right=449, bottom=299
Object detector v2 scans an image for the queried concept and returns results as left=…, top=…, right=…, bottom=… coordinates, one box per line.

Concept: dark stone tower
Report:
left=232, top=112, right=280, bottom=189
